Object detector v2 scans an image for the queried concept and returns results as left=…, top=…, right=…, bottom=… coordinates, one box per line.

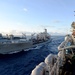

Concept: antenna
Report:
left=74, top=11, right=75, bottom=16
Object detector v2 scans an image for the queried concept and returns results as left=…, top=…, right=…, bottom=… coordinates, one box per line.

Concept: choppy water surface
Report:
left=0, top=36, right=64, bottom=75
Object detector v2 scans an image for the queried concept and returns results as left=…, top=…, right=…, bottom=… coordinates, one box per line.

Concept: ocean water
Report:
left=0, top=36, right=64, bottom=75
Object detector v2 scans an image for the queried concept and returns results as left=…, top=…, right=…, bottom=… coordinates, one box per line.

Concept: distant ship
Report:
left=0, top=29, right=51, bottom=54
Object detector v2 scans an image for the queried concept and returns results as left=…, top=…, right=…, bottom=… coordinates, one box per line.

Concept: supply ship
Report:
left=0, top=29, right=51, bottom=54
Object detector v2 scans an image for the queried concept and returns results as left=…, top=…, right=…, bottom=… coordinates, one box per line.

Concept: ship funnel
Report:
left=44, top=29, right=47, bottom=33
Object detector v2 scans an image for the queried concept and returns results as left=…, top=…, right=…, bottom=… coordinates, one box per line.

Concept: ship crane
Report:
left=31, top=33, right=36, bottom=40
left=22, top=33, right=27, bottom=39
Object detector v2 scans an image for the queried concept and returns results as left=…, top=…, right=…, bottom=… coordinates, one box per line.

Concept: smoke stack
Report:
left=44, top=29, right=47, bottom=33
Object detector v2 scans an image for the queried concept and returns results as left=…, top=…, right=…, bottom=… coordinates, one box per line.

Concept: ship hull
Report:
left=0, top=39, right=51, bottom=54
left=0, top=42, right=33, bottom=54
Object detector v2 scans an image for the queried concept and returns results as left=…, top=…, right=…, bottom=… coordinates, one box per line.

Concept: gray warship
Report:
left=0, top=29, right=51, bottom=54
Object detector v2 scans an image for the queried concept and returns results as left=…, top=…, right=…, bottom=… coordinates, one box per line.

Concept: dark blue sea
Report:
left=0, top=36, right=64, bottom=75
